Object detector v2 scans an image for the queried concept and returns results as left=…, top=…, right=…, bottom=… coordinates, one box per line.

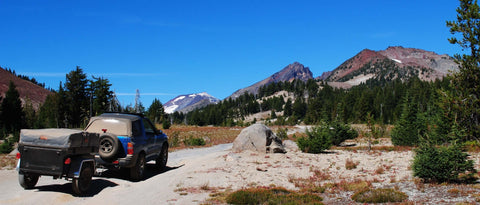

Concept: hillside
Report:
left=318, top=46, right=458, bottom=88
left=227, top=62, right=313, bottom=99
left=0, top=67, right=51, bottom=110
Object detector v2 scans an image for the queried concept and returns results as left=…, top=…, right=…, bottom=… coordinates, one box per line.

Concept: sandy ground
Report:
left=1, top=139, right=479, bottom=204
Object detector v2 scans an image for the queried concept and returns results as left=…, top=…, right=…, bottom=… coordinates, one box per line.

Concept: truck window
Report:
left=143, top=119, right=155, bottom=135
left=132, top=120, right=142, bottom=136
left=85, top=118, right=130, bottom=137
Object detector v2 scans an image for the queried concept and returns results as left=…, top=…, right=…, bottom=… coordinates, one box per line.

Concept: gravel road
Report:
left=0, top=143, right=233, bottom=205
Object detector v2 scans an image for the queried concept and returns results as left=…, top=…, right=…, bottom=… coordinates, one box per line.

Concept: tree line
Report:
left=0, top=66, right=169, bottom=153
left=171, top=76, right=449, bottom=128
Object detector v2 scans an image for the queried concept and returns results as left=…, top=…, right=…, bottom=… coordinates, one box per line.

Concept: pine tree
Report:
left=64, top=66, right=89, bottom=127
left=146, top=98, right=165, bottom=124
left=90, top=76, right=113, bottom=116
left=446, top=0, right=480, bottom=141
left=0, top=81, right=25, bottom=134
left=391, top=92, right=421, bottom=146
left=283, top=99, right=293, bottom=117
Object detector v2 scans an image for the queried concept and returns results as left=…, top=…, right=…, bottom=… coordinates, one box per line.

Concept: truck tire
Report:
left=156, top=144, right=168, bottom=171
left=72, top=163, right=93, bottom=196
left=130, top=153, right=145, bottom=181
left=98, top=134, right=119, bottom=161
left=19, top=173, right=39, bottom=189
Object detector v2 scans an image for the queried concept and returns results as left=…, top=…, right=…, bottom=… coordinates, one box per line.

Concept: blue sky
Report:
left=0, top=0, right=464, bottom=107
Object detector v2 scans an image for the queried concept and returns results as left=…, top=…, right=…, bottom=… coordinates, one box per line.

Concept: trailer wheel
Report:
left=98, top=134, right=119, bottom=161
left=19, top=173, right=39, bottom=189
left=72, top=163, right=93, bottom=196
left=130, top=153, right=145, bottom=181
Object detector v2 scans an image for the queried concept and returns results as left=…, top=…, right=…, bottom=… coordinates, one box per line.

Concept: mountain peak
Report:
left=322, top=46, right=458, bottom=87
left=164, top=92, right=220, bottom=114
left=228, top=62, right=313, bottom=99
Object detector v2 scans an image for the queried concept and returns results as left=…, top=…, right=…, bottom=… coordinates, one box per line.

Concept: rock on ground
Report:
left=232, top=123, right=286, bottom=153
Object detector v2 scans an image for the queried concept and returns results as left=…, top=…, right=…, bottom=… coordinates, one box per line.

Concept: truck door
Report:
left=142, top=119, right=160, bottom=156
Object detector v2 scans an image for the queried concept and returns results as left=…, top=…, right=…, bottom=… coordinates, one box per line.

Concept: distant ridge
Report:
left=228, top=62, right=313, bottom=99
left=163, top=92, right=220, bottom=114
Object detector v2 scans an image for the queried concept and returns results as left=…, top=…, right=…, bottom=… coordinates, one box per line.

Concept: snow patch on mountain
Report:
left=164, top=92, right=220, bottom=114
left=164, top=105, right=179, bottom=114
left=391, top=58, right=402, bottom=63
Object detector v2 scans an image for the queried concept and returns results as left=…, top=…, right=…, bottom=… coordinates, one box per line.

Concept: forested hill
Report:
left=0, top=67, right=51, bottom=110
left=179, top=76, right=449, bottom=126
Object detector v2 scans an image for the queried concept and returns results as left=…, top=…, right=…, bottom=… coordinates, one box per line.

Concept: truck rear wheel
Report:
left=19, top=173, right=39, bottom=189
left=72, top=163, right=93, bottom=196
left=130, top=154, right=145, bottom=181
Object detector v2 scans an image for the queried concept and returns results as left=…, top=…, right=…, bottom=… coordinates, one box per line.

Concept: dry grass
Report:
left=351, top=188, right=408, bottom=203
left=335, top=144, right=413, bottom=152
left=375, top=165, right=385, bottom=174
left=161, top=125, right=242, bottom=151
left=174, top=182, right=223, bottom=195
left=0, top=154, right=16, bottom=169
left=345, top=158, right=359, bottom=170
left=221, top=186, right=324, bottom=205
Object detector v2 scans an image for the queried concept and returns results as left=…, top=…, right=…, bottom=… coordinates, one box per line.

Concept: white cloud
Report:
left=116, top=92, right=175, bottom=96
left=18, top=72, right=65, bottom=77
left=91, top=73, right=168, bottom=77
left=18, top=72, right=167, bottom=78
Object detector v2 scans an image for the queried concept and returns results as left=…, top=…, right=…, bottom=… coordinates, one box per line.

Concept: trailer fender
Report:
left=68, top=158, right=95, bottom=178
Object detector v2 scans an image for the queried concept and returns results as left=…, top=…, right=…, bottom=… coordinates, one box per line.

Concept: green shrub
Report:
left=0, top=140, right=13, bottom=154
left=225, top=187, right=323, bottom=205
left=297, top=126, right=332, bottom=153
left=412, top=143, right=476, bottom=183
left=169, top=131, right=180, bottom=147
left=183, top=136, right=206, bottom=146
left=351, top=188, right=407, bottom=203
left=297, top=121, right=358, bottom=153
left=328, top=121, right=358, bottom=146
left=162, top=120, right=171, bottom=130
left=276, top=127, right=288, bottom=140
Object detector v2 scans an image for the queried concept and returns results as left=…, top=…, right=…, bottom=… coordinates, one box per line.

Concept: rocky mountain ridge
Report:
left=318, top=46, right=458, bottom=88
left=227, top=62, right=314, bottom=99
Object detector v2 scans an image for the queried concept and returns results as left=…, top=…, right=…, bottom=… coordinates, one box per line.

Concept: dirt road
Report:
left=0, top=143, right=232, bottom=205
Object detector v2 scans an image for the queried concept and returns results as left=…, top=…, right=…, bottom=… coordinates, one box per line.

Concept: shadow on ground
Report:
left=33, top=179, right=118, bottom=197
left=30, top=163, right=183, bottom=196
left=96, top=163, right=184, bottom=181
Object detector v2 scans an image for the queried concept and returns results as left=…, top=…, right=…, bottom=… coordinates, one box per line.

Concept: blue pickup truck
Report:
left=84, top=113, right=169, bottom=181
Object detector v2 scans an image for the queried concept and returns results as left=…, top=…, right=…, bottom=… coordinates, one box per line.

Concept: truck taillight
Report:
left=64, top=158, right=71, bottom=165
left=16, top=153, right=20, bottom=159
left=127, top=142, right=134, bottom=155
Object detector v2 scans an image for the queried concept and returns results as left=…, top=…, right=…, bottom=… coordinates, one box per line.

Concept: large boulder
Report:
left=232, top=123, right=286, bottom=153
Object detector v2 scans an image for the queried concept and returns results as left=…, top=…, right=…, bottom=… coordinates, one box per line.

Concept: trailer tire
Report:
left=98, top=134, right=119, bottom=161
left=19, top=173, right=39, bottom=189
left=72, top=163, right=93, bottom=196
